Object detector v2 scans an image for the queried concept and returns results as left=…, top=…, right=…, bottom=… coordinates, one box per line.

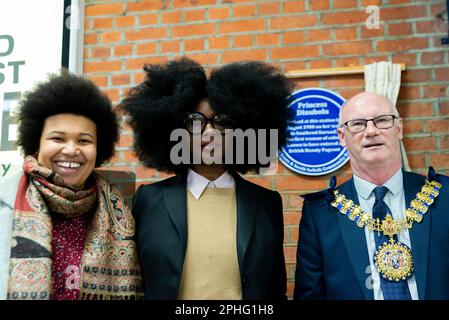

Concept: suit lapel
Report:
left=403, top=171, right=429, bottom=300
left=234, top=174, right=258, bottom=273
left=336, top=179, right=373, bottom=300
left=163, top=174, right=188, bottom=259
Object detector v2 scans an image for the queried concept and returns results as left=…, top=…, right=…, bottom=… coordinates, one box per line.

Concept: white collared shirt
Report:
left=353, top=169, right=419, bottom=300
left=187, top=169, right=235, bottom=200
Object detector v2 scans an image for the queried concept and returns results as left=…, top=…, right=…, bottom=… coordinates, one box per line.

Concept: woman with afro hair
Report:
left=121, top=57, right=294, bottom=300
left=0, top=71, right=142, bottom=300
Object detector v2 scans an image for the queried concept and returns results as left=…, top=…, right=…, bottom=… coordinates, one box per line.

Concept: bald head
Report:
left=339, top=92, right=399, bottom=126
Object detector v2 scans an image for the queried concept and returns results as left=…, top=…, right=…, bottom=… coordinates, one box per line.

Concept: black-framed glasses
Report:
left=342, top=114, right=398, bottom=133
left=185, top=112, right=234, bottom=134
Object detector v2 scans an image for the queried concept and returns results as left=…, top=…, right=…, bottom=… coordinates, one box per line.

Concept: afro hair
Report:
left=121, top=56, right=294, bottom=174
left=16, top=70, right=119, bottom=167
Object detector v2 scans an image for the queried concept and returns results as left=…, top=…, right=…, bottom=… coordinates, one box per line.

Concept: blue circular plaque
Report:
left=279, top=88, right=349, bottom=176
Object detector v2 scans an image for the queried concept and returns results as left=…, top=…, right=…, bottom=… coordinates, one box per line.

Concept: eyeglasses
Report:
left=185, top=112, right=234, bottom=134
left=342, top=115, right=398, bottom=133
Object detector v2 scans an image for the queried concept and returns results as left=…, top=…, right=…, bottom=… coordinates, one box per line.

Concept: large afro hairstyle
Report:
left=120, top=56, right=294, bottom=174
left=16, top=70, right=119, bottom=167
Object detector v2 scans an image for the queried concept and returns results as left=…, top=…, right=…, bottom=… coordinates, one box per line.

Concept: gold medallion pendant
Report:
left=374, top=239, right=414, bottom=282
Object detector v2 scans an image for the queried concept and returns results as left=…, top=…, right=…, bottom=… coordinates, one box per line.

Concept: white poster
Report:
left=0, top=0, right=84, bottom=179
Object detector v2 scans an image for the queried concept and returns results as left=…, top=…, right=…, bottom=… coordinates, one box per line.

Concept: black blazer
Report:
left=132, top=173, right=287, bottom=300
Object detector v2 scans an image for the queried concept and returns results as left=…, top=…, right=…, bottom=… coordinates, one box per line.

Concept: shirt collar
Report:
left=353, top=168, right=403, bottom=200
left=187, top=168, right=235, bottom=200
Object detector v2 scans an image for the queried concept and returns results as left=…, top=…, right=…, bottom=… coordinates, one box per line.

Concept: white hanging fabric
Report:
left=364, top=61, right=410, bottom=171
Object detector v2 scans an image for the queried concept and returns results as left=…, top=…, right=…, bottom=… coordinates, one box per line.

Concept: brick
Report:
left=233, top=35, right=253, bottom=48
left=323, top=41, right=372, bottom=56
left=430, top=154, right=449, bottom=169
left=382, top=6, right=423, bottom=21
left=85, top=3, right=123, bottom=17
left=391, top=53, right=418, bottom=66
left=91, top=47, right=111, bottom=58
left=184, top=9, right=205, bottom=22
left=84, top=60, right=122, bottom=73
left=322, top=11, right=365, bottom=25
left=284, top=211, right=301, bottom=225
left=256, top=33, right=279, bottom=46
left=377, top=38, right=428, bottom=52
left=310, top=0, right=330, bottom=11
left=126, top=28, right=168, bottom=41
left=283, top=1, right=306, bottom=13
left=307, top=29, right=331, bottom=42
left=361, top=26, right=385, bottom=39
left=407, top=154, right=425, bottom=169
left=272, top=45, right=319, bottom=60
left=428, top=119, right=449, bottom=132
left=334, top=57, right=361, bottom=67
left=421, top=51, right=446, bottom=65
left=440, top=136, right=449, bottom=150
left=440, top=101, right=449, bottom=116
left=424, top=85, right=448, bottom=98
left=84, top=33, right=98, bottom=45
left=402, top=120, right=423, bottom=135
left=403, top=137, right=436, bottom=151
left=93, top=18, right=113, bottom=29
left=309, top=60, right=332, bottom=69
left=114, top=44, right=133, bottom=56
left=88, top=75, right=108, bottom=87
left=323, top=76, right=363, bottom=89
left=276, top=175, right=327, bottom=191
left=137, top=43, right=157, bottom=55
left=398, top=86, right=421, bottom=100
left=185, top=53, right=219, bottom=65
left=209, top=36, right=229, bottom=50
left=173, top=0, right=215, bottom=8
left=334, top=27, right=357, bottom=41
left=139, top=14, right=158, bottom=25
left=184, top=39, right=203, bottom=51
left=435, top=67, right=449, bottom=82
left=112, top=74, right=131, bottom=86
left=402, top=69, right=432, bottom=83
left=173, top=23, right=215, bottom=37
left=389, top=22, right=412, bottom=36
left=162, top=11, right=182, bottom=24
left=283, top=61, right=307, bottom=72
left=258, top=2, right=281, bottom=15
left=397, top=102, right=433, bottom=118
left=333, top=0, right=358, bottom=9
left=127, top=1, right=166, bottom=12
left=221, top=49, right=266, bottom=63
left=233, top=5, right=257, bottom=18
left=284, top=246, right=297, bottom=263
left=116, top=16, right=135, bottom=28
left=123, top=150, right=139, bottom=163
left=270, top=16, right=317, bottom=30
left=100, top=31, right=121, bottom=43
left=220, top=19, right=265, bottom=33
left=283, top=31, right=306, bottom=45
left=209, top=7, right=230, bottom=20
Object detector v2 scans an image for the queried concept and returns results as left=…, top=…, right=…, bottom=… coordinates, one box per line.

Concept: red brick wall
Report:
left=83, top=0, right=449, bottom=298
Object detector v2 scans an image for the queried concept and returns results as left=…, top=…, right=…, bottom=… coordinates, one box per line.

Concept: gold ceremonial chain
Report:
left=331, top=179, right=442, bottom=281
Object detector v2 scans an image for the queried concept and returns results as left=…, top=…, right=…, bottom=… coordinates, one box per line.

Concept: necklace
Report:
left=331, top=179, right=442, bottom=282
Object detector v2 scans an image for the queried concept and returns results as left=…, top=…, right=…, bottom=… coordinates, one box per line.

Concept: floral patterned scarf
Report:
left=7, top=156, right=143, bottom=300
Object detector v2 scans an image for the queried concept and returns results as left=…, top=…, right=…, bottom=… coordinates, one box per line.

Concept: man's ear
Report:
left=337, top=127, right=347, bottom=148
left=396, top=117, right=403, bottom=140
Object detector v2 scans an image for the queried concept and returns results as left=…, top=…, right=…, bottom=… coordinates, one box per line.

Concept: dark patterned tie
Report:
left=372, top=186, right=412, bottom=300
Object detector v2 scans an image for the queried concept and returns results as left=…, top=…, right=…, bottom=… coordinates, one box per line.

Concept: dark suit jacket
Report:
left=132, top=173, right=287, bottom=300
left=294, top=170, right=449, bottom=300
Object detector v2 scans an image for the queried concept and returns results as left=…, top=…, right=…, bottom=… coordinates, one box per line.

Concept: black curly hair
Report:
left=120, top=56, right=294, bottom=174
left=16, top=70, right=119, bottom=167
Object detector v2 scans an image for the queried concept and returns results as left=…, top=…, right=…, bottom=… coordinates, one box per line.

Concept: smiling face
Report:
left=337, top=92, right=403, bottom=177
left=37, top=113, right=97, bottom=188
